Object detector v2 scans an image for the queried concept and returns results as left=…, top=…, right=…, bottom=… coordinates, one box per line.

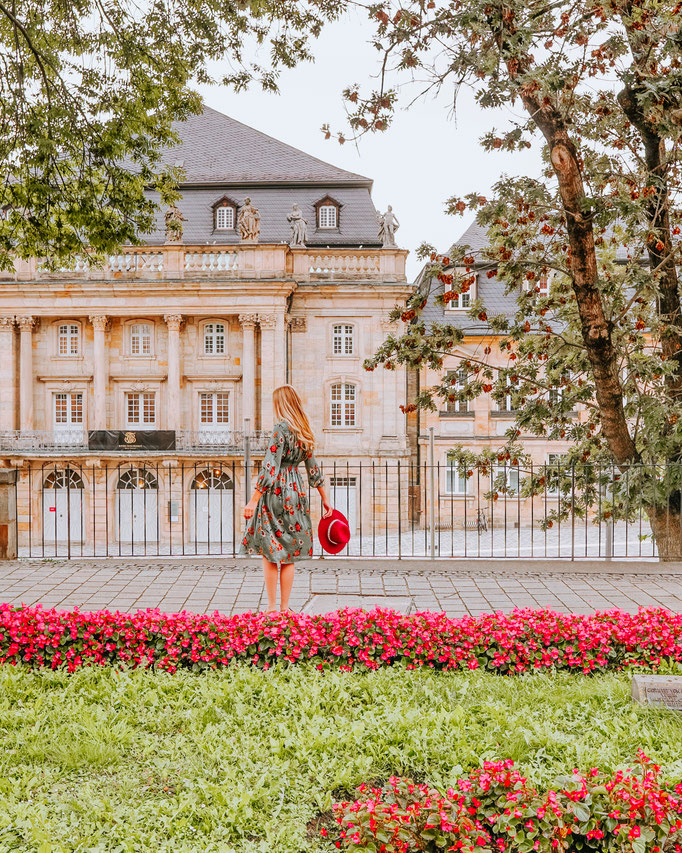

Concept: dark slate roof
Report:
left=419, top=220, right=518, bottom=334
left=144, top=186, right=382, bottom=247
left=157, top=107, right=371, bottom=186
left=138, top=107, right=384, bottom=246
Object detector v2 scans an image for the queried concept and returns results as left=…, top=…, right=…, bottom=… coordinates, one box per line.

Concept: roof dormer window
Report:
left=314, top=195, right=342, bottom=230
left=212, top=196, right=237, bottom=231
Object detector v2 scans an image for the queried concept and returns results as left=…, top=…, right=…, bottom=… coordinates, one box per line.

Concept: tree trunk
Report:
left=648, top=506, right=682, bottom=561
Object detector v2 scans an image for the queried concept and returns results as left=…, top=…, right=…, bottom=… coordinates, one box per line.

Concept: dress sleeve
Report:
left=256, top=427, right=286, bottom=492
left=304, top=450, right=324, bottom=488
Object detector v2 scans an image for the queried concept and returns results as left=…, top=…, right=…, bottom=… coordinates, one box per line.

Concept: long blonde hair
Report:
left=273, top=385, right=315, bottom=453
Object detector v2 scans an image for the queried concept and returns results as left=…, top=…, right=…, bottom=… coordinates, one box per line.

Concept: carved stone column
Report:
left=164, top=314, right=183, bottom=431
left=239, top=314, right=258, bottom=431
left=0, top=318, right=16, bottom=431
left=89, top=315, right=109, bottom=430
left=274, top=311, right=287, bottom=389
left=258, top=314, right=277, bottom=429
left=17, top=317, right=36, bottom=431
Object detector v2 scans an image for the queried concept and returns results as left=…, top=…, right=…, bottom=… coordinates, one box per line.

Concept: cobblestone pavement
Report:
left=0, top=557, right=681, bottom=616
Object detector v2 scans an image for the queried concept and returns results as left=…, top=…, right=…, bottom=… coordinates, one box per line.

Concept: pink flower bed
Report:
left=1, top=605, right=682, bottom=673
left=328, top=755, right=682, bottom=853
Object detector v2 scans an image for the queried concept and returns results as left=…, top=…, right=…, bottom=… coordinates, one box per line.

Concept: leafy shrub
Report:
left=329, top=755, right=682, bottom=853
left=2, top=605, right=682, bottom=674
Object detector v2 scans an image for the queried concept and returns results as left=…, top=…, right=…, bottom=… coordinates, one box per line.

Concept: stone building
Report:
left=416, top=221, right=580, bottom=535
left=0, top=107, right=411, bottom=556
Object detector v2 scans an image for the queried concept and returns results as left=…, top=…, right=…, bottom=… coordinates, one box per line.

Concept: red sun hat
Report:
left=318, top=509, right=351, bottom=555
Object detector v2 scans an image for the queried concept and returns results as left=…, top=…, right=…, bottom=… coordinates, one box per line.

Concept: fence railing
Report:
left=12, top=459, right=666, bottom=559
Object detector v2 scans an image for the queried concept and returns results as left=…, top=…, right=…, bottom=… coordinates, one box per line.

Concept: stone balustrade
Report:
left=0, top=244, right=407, bottom=283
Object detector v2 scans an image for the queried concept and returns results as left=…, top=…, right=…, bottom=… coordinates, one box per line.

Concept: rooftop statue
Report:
left=287, top=203, right=307, bottom=248
left=164, top=204, right=186, bottom=243
left=378, top=205, right=399, bottom=248
left=238, top=197, right=261, bottom=242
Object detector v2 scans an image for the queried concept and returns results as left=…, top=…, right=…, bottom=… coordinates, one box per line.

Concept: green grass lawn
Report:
left=1, top=666, right=682, bottom=852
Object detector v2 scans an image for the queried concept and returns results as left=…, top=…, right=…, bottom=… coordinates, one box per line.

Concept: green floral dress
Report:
left=239, top=420, right=324, bottom=565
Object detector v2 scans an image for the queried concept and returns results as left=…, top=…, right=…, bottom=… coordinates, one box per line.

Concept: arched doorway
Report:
left=189, top=468, right=234, bottom=549
left=116, top=467, right=158, bottom=546
left=42, top=467, right=84, bottom=547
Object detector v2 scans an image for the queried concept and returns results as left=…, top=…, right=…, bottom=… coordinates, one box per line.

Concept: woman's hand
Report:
left=243, top=498, right=259, bottom=520
left=322, top=501, right=333, bottom=519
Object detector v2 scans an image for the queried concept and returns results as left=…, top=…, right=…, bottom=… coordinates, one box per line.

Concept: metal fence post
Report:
left=243, top=418, right=251, bottom=505
left=605, top=465, right=613, bottom=560
left=429, top=426, right=435, bottom=560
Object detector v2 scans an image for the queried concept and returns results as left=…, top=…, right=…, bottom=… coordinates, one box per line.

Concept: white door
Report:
left=117, top=491, right=158, bottom=543
left=329, top=477, right=357, bottom=534
left=190, top=490, right=233, bottom=544
left=43, top=489, right=83, bottom=543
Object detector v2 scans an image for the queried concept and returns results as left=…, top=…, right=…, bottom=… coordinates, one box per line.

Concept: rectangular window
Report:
left=332, top=324, right=354, bottom=356
left=546, top=453, right=567, bottom=496
left=330, top=383, right=356, bottom=427
left=215, top=206, right=234, bottom=230
left=204, top=323, right=226, bottom=355
left=444, top=369, right=469, bottom=413
left=492, top=464, right=520, bottom=495
left=199, top=392, right=230, bottom=426
left=318, top=205, right=338, bottom=229
left=53, top=392, right=83, bottom=427
left=126, top=392, right=155, bottom=425
left=498, top=377, right=515, bottom=413
left=445, top=464, right=469, bottom=495
left=130, top=323, right=152, bottom=356
left=58, top=323, right=79, bottom=356
left=446, top=270, right=476, bottom=311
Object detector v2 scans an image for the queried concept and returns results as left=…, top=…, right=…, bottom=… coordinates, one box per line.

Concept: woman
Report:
left=240, top=385, right=332, bottom=612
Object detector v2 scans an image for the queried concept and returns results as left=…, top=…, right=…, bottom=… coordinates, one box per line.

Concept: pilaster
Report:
left=89, top=315, right=109, bottom=430
left=239, top=313, right=258, bottom=431
left=17, top=317, right=36, bottom=431
left=0, top=318, right=16, bottom=431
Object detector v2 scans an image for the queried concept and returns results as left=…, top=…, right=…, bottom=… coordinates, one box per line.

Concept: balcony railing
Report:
left=0, top=430, right=271, bottom=453
left=0, top=244, right=407, bottom=283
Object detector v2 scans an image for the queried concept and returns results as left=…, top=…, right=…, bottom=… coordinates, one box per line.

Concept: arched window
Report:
left=57, top=322, right=80, bottom=356
left=116, top=468, right=158, bottom=490
left=191, top=469, right=234, bottom=490
left=129, top=322, right=152, bottom=356
left=43, top=468, right=84, bottom=490
left=203, top=322, right=226, bottom=355
left=330, top=382, right=357, bottom=427
left=332, top=324, right=354, bottom=356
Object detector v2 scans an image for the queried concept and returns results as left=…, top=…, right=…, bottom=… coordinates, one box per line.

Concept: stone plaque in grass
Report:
left=631, top=675, right=682, bottom=710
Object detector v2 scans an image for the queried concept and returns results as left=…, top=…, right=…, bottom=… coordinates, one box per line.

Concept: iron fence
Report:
left=11, top=458, right=671, bottom=559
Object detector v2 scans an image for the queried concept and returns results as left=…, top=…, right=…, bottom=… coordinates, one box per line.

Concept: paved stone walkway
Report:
left=0, top=557, right=681, bottom=616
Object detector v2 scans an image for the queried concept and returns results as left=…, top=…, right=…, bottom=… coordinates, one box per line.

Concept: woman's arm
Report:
left=317, top=483, right=333, bottom=518
left=243, top=487, right=262, bottom=520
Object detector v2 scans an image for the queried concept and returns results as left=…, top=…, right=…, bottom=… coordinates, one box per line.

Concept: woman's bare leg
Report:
left=279, top=563, right=295, bottom=611
left=262, top=557, right=279, bottom=611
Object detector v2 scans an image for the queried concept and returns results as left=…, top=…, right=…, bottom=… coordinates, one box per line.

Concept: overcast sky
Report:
left=197, top=10, right=543, bottom=281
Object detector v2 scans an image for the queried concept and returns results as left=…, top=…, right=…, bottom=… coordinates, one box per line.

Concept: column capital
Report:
left=89, top=314, right=109, bottom=331
left=164, top=313, right=183, bottom=332
left=258, top=313, right=277, bottom=330
left=289, top=316, right=307, bottom=333
left=16, top=316, right=36, bottom=331
left=0, top=317, right=15, bottom=330
left=238, top=313, right=259, bottom=329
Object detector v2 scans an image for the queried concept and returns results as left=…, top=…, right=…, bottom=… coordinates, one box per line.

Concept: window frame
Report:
left=198, top=391, right=231, bottom=429
left=444, top=463, right=470, bottom=496
left=128, top=321, right=154, bottom=357
left=443, top=369, right=469, bottom=414
left=329, top=382, right=357, bottom=428
left=211, top=196, right=238, bottom=232
left=331, top=323, right=355, bottom=357
left=125, top=391, right=156, bottom=427
left=314, top=195, right=342, bottom=230
left=202, top=321, right=227, bottom=356
left=56, top=322, right=80, bottom=357
left=445, top=270, right=477, bottom=312
left=52, top=391, right=84, bottom=429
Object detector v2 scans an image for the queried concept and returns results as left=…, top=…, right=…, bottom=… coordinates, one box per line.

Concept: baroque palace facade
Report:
left=0, top=107, right=412, bottom=556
